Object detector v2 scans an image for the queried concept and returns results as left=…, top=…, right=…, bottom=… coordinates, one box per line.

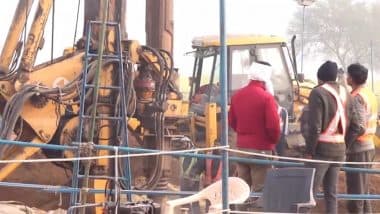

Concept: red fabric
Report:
left=205, top=155, right=222, bottom=185
left=229, top=80, right=280, bottom=150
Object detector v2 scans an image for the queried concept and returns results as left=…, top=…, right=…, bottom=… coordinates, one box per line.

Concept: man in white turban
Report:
left=229, top=61, right=280, bottom=193
left=247, top=61, right=274, bottom=96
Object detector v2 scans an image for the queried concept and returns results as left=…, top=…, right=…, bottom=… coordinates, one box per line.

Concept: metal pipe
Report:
left=0, top=180, right=196, bottom=195
left=207, top=54, right=218, bottom=102
left=77, top=175, right=128, bottom=181
left=80, top=1, right=109, bottom=212
left=188, top=57, right=199, bottom=100
left=145, top=0, right=174, bottom=54
left=0, top=139, right=74, bottom=150
left=50, top=0, right=55, bottom=63
left=114, top=147, right=119, bottom=214
left=2, top=139, right=380, bottom=174
left=250, top=192, right=380, bottom=200
left=370, top=40, right=374, bottom=92
left=70, top=18, right=93, bottom=207
left=1, top=180, right=380, bottom=201
left=218, top=0, right=229, bottom=212
left=300, top=5, right=305, bottom=74
left=0, top=0, right=34, bottom=71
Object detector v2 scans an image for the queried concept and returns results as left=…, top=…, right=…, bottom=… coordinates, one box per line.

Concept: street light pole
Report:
left=301, top=5, right=306, bottom=74
left=370, top=40, right=374, bottom=92
left=296, top=0, right=315, bottom=74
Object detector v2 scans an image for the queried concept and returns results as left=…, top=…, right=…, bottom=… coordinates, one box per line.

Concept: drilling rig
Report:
left=0, top=0, right=189, bottom=212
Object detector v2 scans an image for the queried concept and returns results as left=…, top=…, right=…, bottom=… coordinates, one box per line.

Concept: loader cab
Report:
left=189, top=35, right=297, bottom=119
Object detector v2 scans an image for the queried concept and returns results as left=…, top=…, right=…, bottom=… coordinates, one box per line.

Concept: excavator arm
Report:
left=0, top=0, right=34, bottom=72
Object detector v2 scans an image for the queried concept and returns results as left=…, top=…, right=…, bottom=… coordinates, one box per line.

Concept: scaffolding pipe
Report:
left=1, top=181, right=380, bottom=201
left=218, top=0, right=229, bottom=212
left=0, top=139, right=74, bottom=150
left=80, top=0, right=109, bottom=211
left=1, top=139, right=380, bottom=174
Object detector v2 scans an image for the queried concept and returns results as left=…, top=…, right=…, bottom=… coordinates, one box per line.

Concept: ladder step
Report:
left=87, top=53, right=121, bottom=59
left=77, top=174, right=128, bottom=181
left=89, top=20, right=119, bottom=26
left=85, top=84, right=121, bottom=90
left=82, top=115, right=123, bottom=120
left=72, top=21, right=133, bottom=205
left=143, top=134, right=186, bottom=138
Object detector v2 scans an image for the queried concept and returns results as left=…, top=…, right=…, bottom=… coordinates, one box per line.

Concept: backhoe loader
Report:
left=186, top=34, right=380, bottom=158
left=186, top=34, right=315, bottom=152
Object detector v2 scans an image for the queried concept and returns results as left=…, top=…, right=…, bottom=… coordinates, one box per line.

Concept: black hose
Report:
left=0, top=85, right=38, bottom=158
left=136, top=46, right=175, bottom=190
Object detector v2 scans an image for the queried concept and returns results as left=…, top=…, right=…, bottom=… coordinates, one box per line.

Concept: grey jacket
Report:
left=345, top=93, right=374, bottom=154
left=305, top=82, right=363, bottom=158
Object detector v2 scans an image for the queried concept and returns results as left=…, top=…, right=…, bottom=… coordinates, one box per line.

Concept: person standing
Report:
left=275, top=96, right=289, bottom=156
left=304, top=61, right=361, bottom=214
left=345, top=63, right=377, bottom=214
left=179, top=150, right=201, bottom=214
left=228, top=61, right=280, bottom=192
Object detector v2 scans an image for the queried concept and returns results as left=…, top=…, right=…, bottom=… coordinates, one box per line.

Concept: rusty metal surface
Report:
left=146, top=0, right=173, bottom=54
left=0, top=0, right=178, bottom=210
left=83, top=0, right=126, bottom=46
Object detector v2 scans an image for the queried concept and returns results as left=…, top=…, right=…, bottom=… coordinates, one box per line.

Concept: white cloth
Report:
left=246, top=62, right=274, bottom=95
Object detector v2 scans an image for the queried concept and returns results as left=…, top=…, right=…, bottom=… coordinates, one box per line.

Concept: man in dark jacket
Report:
left=275, top=100, right=289, bottom=156
left=229, top=61, right=280, bottom=192
left=305, top=61, right=362, bottom=214
left=345, top=63, right=376, bottom=213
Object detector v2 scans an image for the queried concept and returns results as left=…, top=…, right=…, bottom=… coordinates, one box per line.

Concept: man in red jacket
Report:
left=228, top=61, right=280, bottom=192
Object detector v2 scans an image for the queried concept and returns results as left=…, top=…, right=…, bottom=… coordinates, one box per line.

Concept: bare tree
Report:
left=288, top=0, right=380, bottom=69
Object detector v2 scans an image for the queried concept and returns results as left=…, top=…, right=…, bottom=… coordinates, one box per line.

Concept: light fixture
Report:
left=297, top=0, right=316, bottom=7
left=295, top=0, right=316, bottom=74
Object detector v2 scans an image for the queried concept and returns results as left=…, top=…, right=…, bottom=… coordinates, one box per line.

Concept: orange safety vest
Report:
left=351, top=87, right=378, bottom=143
left=318, top=84, right=347, bottom=143
left=204, top=152, right=222, bottom=186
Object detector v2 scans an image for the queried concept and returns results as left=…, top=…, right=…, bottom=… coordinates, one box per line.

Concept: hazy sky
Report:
left=0, top=0, right=301, bottom=76
left=173, top=0, right=299, bottom=75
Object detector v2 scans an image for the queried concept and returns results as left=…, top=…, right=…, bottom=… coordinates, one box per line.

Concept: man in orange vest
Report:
left=345, top=63, right=377, bottom=213
left=304, top=61, right=360, bottom=214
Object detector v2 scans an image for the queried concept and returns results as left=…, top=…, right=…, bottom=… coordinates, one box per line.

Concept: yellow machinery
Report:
left=0, top=0, right=323, bottom=212
left=1, top=0, right=379, bottom=212
left=187, top=34, right=316, bottom=150
left=186, top=34, right=380, bottom=152
left=0, top=0, right=191, bottom=212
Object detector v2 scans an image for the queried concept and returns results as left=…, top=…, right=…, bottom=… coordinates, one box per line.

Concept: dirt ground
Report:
left=0, top=151, right=72, bottom=210
left=169, top=145, right=380, bottom=213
